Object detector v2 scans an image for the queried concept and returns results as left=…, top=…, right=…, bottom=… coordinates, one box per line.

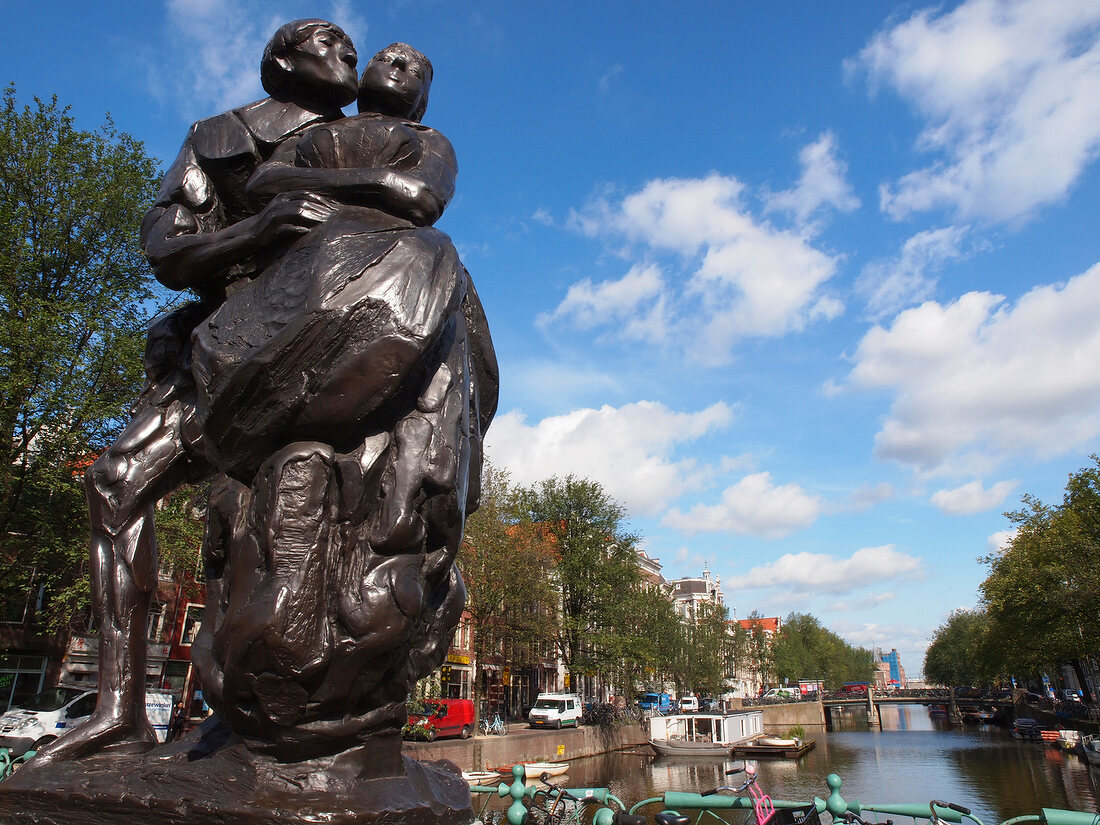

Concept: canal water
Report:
left=495, top=705, right=1100, bottom=825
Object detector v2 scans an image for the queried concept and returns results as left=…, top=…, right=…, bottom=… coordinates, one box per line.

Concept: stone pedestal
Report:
left=0, top=718, right=473, bottom=825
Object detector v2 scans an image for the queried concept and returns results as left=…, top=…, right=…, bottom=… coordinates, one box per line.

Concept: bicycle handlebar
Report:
left=933, top=801, right=973, bottom=816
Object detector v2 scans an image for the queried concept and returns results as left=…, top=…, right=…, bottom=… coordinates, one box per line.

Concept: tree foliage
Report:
left=772, top=613, right=874, bottom=689
left=516, top=475, right=642, bottom=678
left=460, top=464, right=558, bottom=709
left=923, top=609, right=995, bottom=688
left=978, top=457, right=1100, bottom=678
left=0, top=86, right=163, bottom=630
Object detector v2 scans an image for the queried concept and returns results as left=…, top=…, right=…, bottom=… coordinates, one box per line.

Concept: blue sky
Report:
left=5, top=0, right=1100, bottom=678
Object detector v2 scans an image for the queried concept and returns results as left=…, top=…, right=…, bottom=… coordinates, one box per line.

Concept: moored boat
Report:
left=522, top=762, right=569, bottom=777
left=462, top=770, right=501, bottom=785
left=648, top=711, right=763, bottom=757
left=1011, top=718, right=1045, bottom=741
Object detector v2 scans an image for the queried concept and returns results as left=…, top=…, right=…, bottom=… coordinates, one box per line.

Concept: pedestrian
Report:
left=167, top=701, right=187, bottom=742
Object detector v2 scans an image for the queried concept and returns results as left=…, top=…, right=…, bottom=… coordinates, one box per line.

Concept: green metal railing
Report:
left=0, top=747, right=35, bottom=780
left=471, top=766, right=1100, bottom=825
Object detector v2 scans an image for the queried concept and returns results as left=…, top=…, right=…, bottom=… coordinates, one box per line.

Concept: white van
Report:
left=0, top=686, right=175, bottom=756
left=679, top=695, right=700, bottom=713
left=527, top=693, right=582, bottom=729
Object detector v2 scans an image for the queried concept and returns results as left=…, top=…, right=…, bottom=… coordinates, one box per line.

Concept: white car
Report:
left=0, top=687, right=174, bottom=756
left=0, top=687, right=98, bottom=756
left=527, top=693, right=582, bottom=729
left=679, top=695, right=700, bottom=713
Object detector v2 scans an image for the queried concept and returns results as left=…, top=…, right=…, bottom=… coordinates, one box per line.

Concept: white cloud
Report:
left=163, top=0, right=272, bottom=114
left=766, top=132, right=860, bottom=226
left=856, top=225, right=972, bottom=319
left=740, top=545, right=924, bottom=595
left=663, top=472, right=823, bottom=538
left=987, top=527, right=1018, bottom=553
left=537, top=263, right=669, bottom=341
left=930, top=479, right=1017, bottom=514
left=852, top=0, right=1100, bottom=222
left=565, top=173, right=844, bottom=363
left=485, top=401, right=734, bottom=517
left=845, top=261, right=1100, bottom=474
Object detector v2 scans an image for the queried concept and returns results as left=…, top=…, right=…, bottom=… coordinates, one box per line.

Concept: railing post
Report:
left=867, top=686, right=880, bottom=729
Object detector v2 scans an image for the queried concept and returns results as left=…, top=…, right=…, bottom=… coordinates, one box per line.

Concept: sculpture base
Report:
left=0, top=719, right=472, bottom=825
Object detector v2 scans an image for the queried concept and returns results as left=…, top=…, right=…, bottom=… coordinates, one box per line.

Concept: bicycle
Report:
left=480, top=713, right=508, bottom=736
left=526, top=772, right=641, bottom=825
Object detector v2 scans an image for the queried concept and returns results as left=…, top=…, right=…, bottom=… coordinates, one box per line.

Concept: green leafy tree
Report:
left=979, top=457, right=1100, bottom=685
left=772, top=612, right=874, bottom=689
left=923, top=608, right=994, bottom=688
left=683, top=600, right=732, bottom=696
left=460, top=464, right=557, bottom=714
left=516, top=475, right=641, bottom=687
left=0, top=86, right=163, bottom=631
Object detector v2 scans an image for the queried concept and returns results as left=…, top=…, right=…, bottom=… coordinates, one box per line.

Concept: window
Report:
left=0, top=655, right=47, bottom=711
left=66, top=693, right=98, bottom=718
left=181, top=604, right=204, bottom=646
left=147, top=602, right=165, bottom=643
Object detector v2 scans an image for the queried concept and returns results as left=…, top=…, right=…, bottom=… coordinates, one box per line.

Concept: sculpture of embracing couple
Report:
left=34, top=18, right=497, bottom=768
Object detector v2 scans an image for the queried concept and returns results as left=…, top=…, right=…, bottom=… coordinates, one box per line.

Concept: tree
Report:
left=979, top=457, right=1100, bottom=683
left=0, top=86, right=162, bottom=630
left=772, top=613, right=873, bottom=690
left=460, top=464, right=557, bottom=714
left=923, top=609, right=994, bottom=688
left=516, top=475, right=641, bottom=691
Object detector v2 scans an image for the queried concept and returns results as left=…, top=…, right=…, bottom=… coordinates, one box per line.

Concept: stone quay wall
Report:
left=404, top=723, right=649, bottom=772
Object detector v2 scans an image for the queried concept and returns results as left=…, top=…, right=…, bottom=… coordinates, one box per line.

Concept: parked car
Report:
left=762, top=687, right=799, bottom=701
left=1062, top=690, right=1082, bottom=702
left=638, top=692, right=673, bottom=714
left=0, top=687, right=173, bottom=757
left=528, top=693, right=582, bottom=729
left=679, top=695, right=699, bottom=713
left=406, top=698, right=476, bottom=740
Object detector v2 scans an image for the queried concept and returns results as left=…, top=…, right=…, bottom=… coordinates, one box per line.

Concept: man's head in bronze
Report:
left=261, top=19, right=358, bottom=111
left=358, top=42, right=433, bottom=122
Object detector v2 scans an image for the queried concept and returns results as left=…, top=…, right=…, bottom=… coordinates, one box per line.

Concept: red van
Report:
left=407, top=698, right=476, bottom=740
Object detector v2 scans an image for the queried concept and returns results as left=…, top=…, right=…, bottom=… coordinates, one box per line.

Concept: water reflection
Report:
left=543, top=706, right=1099, bottom=824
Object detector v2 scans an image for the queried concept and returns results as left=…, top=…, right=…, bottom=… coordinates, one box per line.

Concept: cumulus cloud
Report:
left=766, top=132, right=860, bottom=226
left=845, top=261, right=1100, bottom=475
left=537, top=263, right=669, bottom=341
left=740, top=545, right=925, bottom=595
left=987, top=527, right=1018, bottom=553
left=562, top=172, right=844, bottom=363
left=485, top=401, right=734, bottom=516
left=662, top=472, right=823, bottom=538
left=930, top=479, right=1018, bottom=514
left=856, top=225, right=974, bottom=319
left=851, top=0, right=1100, bottom=222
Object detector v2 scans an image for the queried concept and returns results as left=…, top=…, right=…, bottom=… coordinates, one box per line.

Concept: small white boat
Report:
left=756, top=736, right=798, bottom=747
left=462, top=770, right=501, bottom=785
left=1080, top=735, right=1100, bottom=766
left=648, top=711, right=763, bottom=757
left=523, top=762, right=569, bottom=777
left=1058, top=730, right=1081, bottom=750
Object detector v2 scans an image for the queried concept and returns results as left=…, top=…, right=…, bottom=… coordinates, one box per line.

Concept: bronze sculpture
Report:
left=2, top=20, right=496, bottom=825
